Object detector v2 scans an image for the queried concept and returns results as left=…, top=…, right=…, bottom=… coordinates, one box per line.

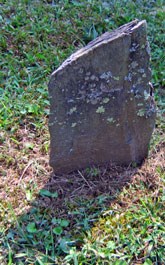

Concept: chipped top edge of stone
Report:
left=51, top=19, right=146, bottom=76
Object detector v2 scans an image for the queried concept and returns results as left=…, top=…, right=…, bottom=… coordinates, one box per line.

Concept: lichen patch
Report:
left=103, top=97, right=110, bottom=104
left=68, top=107, right=77, bottom=115
left=96, top=106, right=105, bottom=114
left=71, top=123, right=77, bottom=128
left=107, top=117, right=115, bottom=123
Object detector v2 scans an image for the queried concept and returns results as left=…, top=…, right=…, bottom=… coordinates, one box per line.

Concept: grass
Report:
left=0, top=0, right=165, bottom=264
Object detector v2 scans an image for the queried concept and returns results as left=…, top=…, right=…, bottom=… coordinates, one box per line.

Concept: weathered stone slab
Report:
left=48, top=20, right=156, bottom=174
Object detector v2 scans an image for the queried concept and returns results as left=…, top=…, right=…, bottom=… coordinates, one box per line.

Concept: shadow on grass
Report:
left=1, top=164, right=139, bottom=264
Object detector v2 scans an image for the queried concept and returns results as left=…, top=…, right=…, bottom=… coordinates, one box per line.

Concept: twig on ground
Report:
left=78, top=170, right=93, bottom=190
left=19, top=160, right=34, bottom=183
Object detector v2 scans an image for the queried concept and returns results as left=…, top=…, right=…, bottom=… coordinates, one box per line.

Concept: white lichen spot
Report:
left=91, top=98, right=98, bottom=105
left=137, top=109, right=145, bottom=117
left=100, top=73, right=106, bottom=79
left=137, top=103, right=143, bottom=106
left=103, top=97, right=110, bottom=104
left=80, top=84, right=85, bottom=90
left=137, top=77, right=142, bottom=84
left=135, top=94, right=142, bottom=99
left=113, top=76, right=120, bottom=81
left=106, top=79, right=111, bottom=84
left=89, top=83, right=96, bottom=88
left=142, top=73, right=146, bottom=78
left=49, top=122, right=56, bottom=126
left=107, top=117, right=114, bottom=123
left=116, top=123, right=120, bottom=127
left=138, top=68, right=145, bottom=73
left=129, top=47, right=136, bottom=52
left=100, top=83, right=108, bottom=92
left=69, top=107, right=77, bottom=114
left=67, top=99, right=75, bottom=103
left=86, top=72, right=91, bottom=76
left=130, top=61, right=138, bottom=69
left=112, top=88, right=121, bottom=92
left=146, top=43, right=150, bottom=55
left=79, top=90, right=86, bottom=96
left=129, top=42, right=139, bottom=52
left=90, top=75, right=96, bottom=81
left=124, top=73, right=132, bottom=81
left=96, top=106, right=105, bottom=114
left=78, top=68, right=84, bottom=74
left=100, top=71, right=112, bottom=80
left=71, top=123, right=77, bottom=128
left=144, top=90, right=150, bottom=100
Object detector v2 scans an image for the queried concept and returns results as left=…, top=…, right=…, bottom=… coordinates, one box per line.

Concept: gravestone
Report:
left=48, top=20, right=156, bottom=174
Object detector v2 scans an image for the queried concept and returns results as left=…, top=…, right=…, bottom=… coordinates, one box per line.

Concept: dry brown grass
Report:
left=0, top=118, right=164, bottom=227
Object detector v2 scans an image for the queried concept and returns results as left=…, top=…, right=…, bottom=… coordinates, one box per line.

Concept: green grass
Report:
left=0, top=0, right=164, bottom=130
left=0, top=159, right=164, bottom=264
left=0, top=0, right=165, bottom=264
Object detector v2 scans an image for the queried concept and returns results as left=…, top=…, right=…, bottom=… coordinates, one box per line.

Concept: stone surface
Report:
left=48, top=20, right=156, bottom=174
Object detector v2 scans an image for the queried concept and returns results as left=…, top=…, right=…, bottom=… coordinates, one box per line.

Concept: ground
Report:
left=0, top=0, right=164, bottom=264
